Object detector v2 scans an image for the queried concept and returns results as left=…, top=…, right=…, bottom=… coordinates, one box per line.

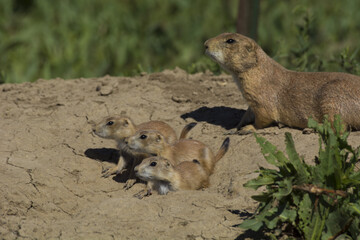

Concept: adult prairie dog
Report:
left=204, top=32, right=360, bottom=133
left=92, top=115, right=197, bottom=187
left=134, top=157, right=209, bottom=195
left=126, top=130, right=230, bottom=175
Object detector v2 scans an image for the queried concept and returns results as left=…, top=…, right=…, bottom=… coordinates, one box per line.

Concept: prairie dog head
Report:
left=204, top=32, right=258, bottom=73
left=92, top=115, right=136, bottom=140
left=134, top=157, right=174, bottom=182
left=126, top=130, right=167, bottom=155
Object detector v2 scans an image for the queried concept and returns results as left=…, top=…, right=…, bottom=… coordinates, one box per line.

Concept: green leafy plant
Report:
left=240, top=115, right=360, bottom=239
left=287, top=11, right=324, bottom=72
left=330, top=48, right=360, bottom=76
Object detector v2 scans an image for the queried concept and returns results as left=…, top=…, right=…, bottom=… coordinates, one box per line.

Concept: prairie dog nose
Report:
left=204, top=40, right=209, bottom=49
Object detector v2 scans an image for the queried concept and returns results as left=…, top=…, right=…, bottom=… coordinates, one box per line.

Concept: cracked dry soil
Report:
left=2, top=68, right=360, bottom=239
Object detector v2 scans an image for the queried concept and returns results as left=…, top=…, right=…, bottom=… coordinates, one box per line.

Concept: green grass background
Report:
left=1, top=0, right=360, bottom=83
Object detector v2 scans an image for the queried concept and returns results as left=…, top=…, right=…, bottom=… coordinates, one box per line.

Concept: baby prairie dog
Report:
left=205, top=33, right=360, bottom=133
left=126, top=130, right=230, bottom=175
left=92, top=115, right=179, bottom=146
left=134, top=157, right=209, bottom=195
left=92, top=115, right=197, bottom=187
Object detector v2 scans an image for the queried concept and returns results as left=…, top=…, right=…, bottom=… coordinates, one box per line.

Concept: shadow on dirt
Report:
left=180, top=106, right=246, bottom=130
left=84, top=148, right=139, bottom=184
left=84, top=148, right=119, bottom=163
left=235, top=230, right=269, bottom=240
left=228, top=210, right=269, bottom=240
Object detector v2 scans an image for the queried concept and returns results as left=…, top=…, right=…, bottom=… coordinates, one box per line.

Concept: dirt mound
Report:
left=2, top=68, right=359, bottom=239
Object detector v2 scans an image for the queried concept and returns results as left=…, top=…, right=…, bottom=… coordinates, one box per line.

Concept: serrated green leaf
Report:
left=244, top=177, right=275, bottom=190
left=279, top=208, right=297, bottom=223
left=309, top=203, right=330, bottom=240
left=274, top=178, right=293, bottom=199
left=268, top=206, right=278, bottom=215
left=285, top=132, right=310, bottom=183
left=348, top=216, right=360, bottom=239
left=258, top=167, right=281, bottom=178
left=265, top=215, right=279, bottom=229
left=310, top=211, right=326, bottom=240
left=348, top=203, right=360, bottom=216
left=349, top=171, right=360, bottom=183
left=333, top=114, right=347, bottom=136
left=307, top=117, right=319, bottom=129
left=256, top=201, right=275, bottom=217
left=298, top=194, right=314, bottom=239
left=254, top=133, right=289, bottom=169
left=254, top=133, right=278, bottom=166
left=323, top=210, right=344, bottom=239
left=317, top=133, right=342, bottom=189
left=238, top=219, right=263, bottom=231
left=251, top=193, right=272, bottom=203
left=332, top=145, right=343, bottom=189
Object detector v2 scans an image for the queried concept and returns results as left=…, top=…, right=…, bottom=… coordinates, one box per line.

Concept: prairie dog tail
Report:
left=179, top=122, right=197, bottom=139
left=214, top=137, right=230, bottom=162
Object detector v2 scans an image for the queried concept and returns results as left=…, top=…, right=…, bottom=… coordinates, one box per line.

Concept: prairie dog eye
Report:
left=140, top=135, right=147, bottom=139
left=106, top=121, right=114, bottom=126
left=226, top=39, right=236, bottom=44
left=150, top=162, right=157, bottom=167
left=193, top=159, right=200, bottom=164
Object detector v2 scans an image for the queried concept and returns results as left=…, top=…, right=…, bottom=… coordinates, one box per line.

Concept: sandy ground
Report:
left=1, top=68, right=360, bottom=239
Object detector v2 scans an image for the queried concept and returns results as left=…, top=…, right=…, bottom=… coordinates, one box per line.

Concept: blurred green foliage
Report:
left=1, top=0, right=360, bottom=83
left=260, top=1, right=360, bottom=74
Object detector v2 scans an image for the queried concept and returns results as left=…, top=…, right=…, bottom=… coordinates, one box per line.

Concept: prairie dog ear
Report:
left=123, top=119, right=129, bottom=126
left=88, top=120, right=96, bottom=127
left=165, top=161, right=171, bottom=168
left=245, top=41, right=255, bottom=52
left=156, top=134, right=162, bottom=142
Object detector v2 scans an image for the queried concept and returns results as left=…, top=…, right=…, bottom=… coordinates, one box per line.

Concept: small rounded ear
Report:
left=245, top=41, right=255, bottom=52
left=123, top=119, right=129, bottom=126
left=165, top=161, right=171, bottom=168
left=156, top=134, right=162, bottom=142
left=89, top=120, right=96, bottom=128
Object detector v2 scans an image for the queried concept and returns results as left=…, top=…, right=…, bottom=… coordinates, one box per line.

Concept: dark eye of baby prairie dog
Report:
left=193, top=159, right=200, bottom=164
left=140, top=134, right=147, bottom=139
left=150, top=162, right=157, bottom=167
left=106, top=121, right=114, bottom=126
left=225, top=39, right=236, bottom=44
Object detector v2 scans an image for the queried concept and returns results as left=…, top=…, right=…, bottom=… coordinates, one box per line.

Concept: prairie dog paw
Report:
left=124, top=179, right=137, bottom=190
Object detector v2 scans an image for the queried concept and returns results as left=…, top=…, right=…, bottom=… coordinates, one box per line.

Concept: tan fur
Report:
left=134, top=157, right=209, bottom=195
left=92, top=115, right=178, bottom=144
left=126, top=130, right=229, bottom=175
left=205, top=33, right=360, bottom=132
left=92, top=116, right=193, bottom=189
